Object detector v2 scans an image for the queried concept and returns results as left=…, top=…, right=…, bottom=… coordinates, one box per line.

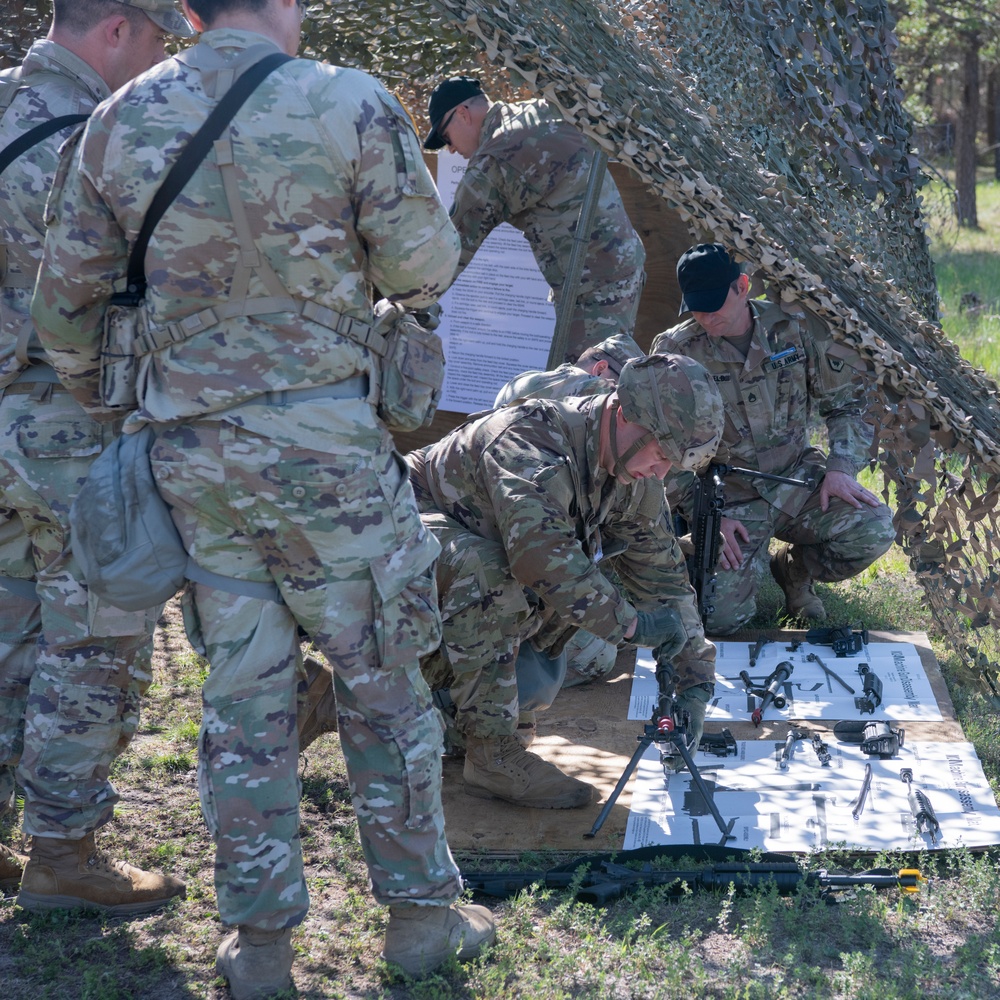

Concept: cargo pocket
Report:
left=385, top=705, right=445, bottom=831
left=369, top=526, right=442, bottom=669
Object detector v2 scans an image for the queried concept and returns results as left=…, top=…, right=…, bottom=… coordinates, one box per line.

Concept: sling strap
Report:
left=116, top=50, right=294, bottom=306
left=0, top=113, right=89, bottom=177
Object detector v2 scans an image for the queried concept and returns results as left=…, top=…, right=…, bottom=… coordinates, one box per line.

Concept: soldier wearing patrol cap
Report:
left=424, top=75, right=646, bottom=363
left=407, top=353, right=723, bottom=810
left=0, top=0, right=192, bottom=913
left=654, top=243, right=894, bottom=633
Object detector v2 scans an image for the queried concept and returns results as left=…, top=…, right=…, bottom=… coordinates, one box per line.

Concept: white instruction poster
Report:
left=623, top=739, right=1000, bottom=852
left=434, top=150, right=555, bottom=413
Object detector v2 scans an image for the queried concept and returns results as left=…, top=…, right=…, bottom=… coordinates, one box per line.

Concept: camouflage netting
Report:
left=5, top=0, right=1000, bottom=704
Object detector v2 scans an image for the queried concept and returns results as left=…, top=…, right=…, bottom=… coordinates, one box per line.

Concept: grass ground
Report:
left=2, top=187, right=1000, bottom=999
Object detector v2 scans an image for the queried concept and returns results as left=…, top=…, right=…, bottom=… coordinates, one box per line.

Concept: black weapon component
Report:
left=805, top=651, right=855, bottom=694
left=698, top=728, right=737, bottom=757
left=810, top=731, right=832, bottom=766
left=850, top=763, right=873, bottom=821
left=740, top=660, right=794, bottom=725
left=900, top=768, right=941, bottom=845
left=806, top=623, right=869, bottom=657
left=685, top=464, right=813, bottom=622
left=462, top=853, right=925, bottom=906
left=854, top=664, right=883, bottom=715
left=587, top=659, right=735, bottom=843
left=778, top=729, right=802, bottom=770
left=861, top=720, right=904, bottom=758
left=833, top=719, right=905, bottom=758
left=786, top=640, right=802, bottom=652
left=748, top=637, right=770, bottom=667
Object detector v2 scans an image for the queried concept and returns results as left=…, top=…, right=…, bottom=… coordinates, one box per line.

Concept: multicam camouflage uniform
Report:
left=407, top=392, right=715, bottom=739
left=0, top=40, right=155, bottom=841
left=494, top=363, right=611, bottom=407
left=653, top=297, right=894, bottom=634
left=33, top=30, right=463, bottom=930
left=451, top=100, right=646, bottom=362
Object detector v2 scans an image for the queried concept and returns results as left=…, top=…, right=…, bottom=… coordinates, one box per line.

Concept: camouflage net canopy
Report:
left=5, top=1, right=1000, bottom=703
left=322, top=0, right=1000, bottom=705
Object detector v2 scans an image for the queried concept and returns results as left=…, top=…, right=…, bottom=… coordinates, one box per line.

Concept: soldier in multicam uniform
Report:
left=653, top=244, right=895, bottom=636
left=0, top=0, right=191, bottom=911
left=493, top=332, right=643, bottom=407
left=494, top=332, right=646, bottom=715
left=423, top=76, right=646, bottom=363
left=31, top=0, right=493, bottom=994
left=407, top=355, right=724, bottom=809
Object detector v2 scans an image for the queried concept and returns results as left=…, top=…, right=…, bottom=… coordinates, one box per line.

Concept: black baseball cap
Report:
left=423, top=76, right=484, bottom=150
left=676, top=243, right=742, bottom=315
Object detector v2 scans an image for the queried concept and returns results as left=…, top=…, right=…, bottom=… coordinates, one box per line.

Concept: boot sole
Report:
left=17, top=889, right=184, bottom=916
left=463, top=782, right=593, bottom=809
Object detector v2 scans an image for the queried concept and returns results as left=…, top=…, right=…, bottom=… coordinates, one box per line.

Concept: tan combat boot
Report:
left=298, top=654, right=338, bottom=752
left=17, top=834, right=186, bottom=915
left=0, top=843, right=28, bottom=893
left=216, top=925, right=294, bottom=1000
left=770, top=543, right=827, bottom=623
left=464, top=734, right=593, bottom=808
left=382, top=902, right=495, bottom=975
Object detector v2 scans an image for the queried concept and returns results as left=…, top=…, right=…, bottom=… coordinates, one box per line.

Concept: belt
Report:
left=227, top=375, right=370, bottom=410
left=10, top=363, right=63, bottom=385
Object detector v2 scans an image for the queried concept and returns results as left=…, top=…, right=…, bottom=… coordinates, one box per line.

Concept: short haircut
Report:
left=186, top=0, right=270, bottom=23
left=53, top=0, right=149, bottom=35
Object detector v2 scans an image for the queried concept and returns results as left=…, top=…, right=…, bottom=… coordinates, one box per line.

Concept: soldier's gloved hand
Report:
left=630, top=606, right=686, bottom=656
left=674, top=681, right=714, bottom=753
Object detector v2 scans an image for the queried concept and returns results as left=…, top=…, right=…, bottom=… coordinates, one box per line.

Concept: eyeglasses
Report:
left=437, top=105, right=460, bottom=145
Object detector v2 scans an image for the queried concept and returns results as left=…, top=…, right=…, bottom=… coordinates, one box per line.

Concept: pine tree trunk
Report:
left=955, top=31, right=981, bottom=228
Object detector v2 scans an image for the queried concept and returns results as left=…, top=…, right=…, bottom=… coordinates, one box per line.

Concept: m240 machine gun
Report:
left=686, top=464, right=814, bottom=619
left=462, top=846, right=925, bottom=906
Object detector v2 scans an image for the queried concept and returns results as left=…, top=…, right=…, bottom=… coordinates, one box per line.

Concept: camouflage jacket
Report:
left=493, top=362, right=612, bottom=406
left=0, top=41, right=107, bottom=389
left=407, top=393, right=686, bottom=645
left=450, top=99, right=645, bottom=294
left=32, top=30, right=459, bottom=425
left=653, top=297, right=872, bottom=517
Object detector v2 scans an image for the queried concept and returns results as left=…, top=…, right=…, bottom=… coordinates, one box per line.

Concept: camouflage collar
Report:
left=20, top=39, right=110, bottom=106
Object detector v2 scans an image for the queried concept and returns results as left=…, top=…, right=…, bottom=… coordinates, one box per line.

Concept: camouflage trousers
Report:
left=559, top=267, right=645, bottom=364
left=419, top=510, right=716, bottom=732
left=0, top=385, right=154, bottom=839
left=701, top=486, right=895, bottom=636
left=150, top=410, right=461, bottom=930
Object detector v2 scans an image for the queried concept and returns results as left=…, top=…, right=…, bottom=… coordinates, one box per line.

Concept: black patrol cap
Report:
left=423, top=76, right=484, bottom=150
left=676, top=243, right=742, bottom=315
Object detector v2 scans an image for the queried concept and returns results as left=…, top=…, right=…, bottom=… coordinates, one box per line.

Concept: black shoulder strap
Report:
left=0, top=114, right=90, bottom=177
left=120, top=51, right=293, bottom=302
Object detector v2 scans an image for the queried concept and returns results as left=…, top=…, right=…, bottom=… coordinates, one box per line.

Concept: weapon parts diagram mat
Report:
left=623, top=738, right=1000, bottom=852
left=630, top=638, right=944, bottom=723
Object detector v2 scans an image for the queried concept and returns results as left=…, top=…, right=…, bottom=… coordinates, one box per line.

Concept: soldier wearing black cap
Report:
left=424, top=75, right=646, bottom=363
left=653, top=243, right=894, bottom=632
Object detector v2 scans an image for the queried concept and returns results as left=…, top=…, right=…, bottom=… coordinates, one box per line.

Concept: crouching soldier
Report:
left=406, top=355, right=723, bottom=809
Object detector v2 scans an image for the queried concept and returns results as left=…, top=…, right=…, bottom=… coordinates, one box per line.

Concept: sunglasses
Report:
left=437, top=105, right=460, bottom=144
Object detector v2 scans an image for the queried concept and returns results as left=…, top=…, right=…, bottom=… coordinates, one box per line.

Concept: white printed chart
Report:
left=433, top=150, right=556, bottom=413
left=623, top=739, right=1000, bottom=852
left=629, top=639, right=944, bottom=723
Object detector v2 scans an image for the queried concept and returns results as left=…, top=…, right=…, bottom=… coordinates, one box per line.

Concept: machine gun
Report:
left=462, top=848, right=925, bottom=906
left=586, top=656, right=736, bottom=843
left=686, top=463, right=813, bottom=620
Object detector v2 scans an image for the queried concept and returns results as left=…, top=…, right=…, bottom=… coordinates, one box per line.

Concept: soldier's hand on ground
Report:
left=820, top=469, right=881, bottom=512
left=719, top=516, right=750, bottom=570
left=629, top=606, right=686, bottom=653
